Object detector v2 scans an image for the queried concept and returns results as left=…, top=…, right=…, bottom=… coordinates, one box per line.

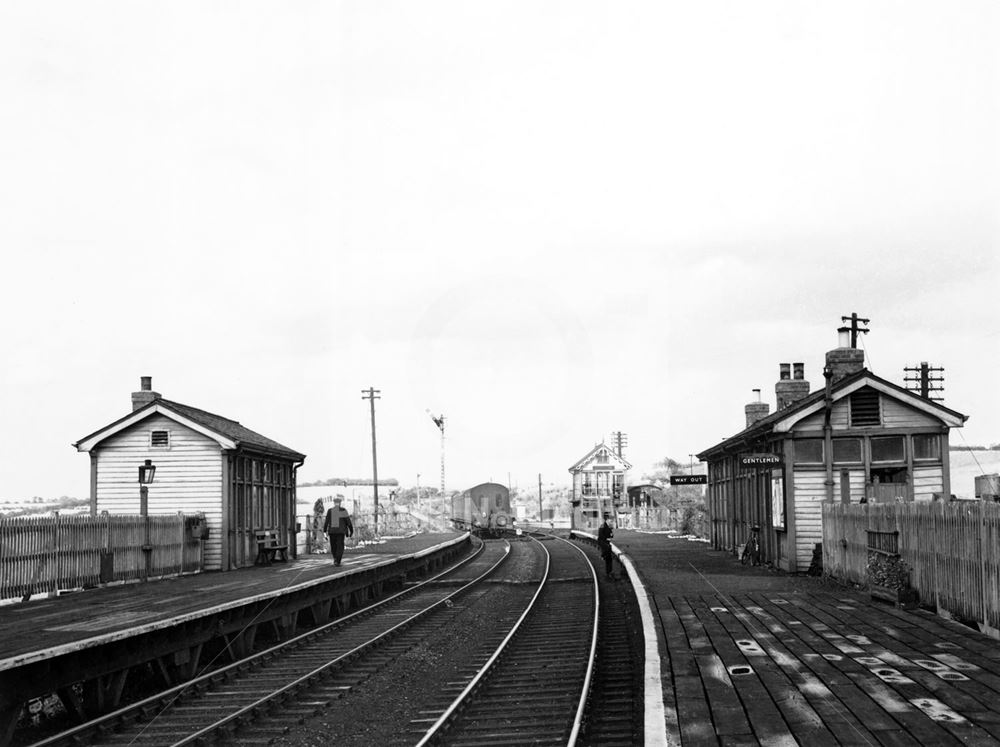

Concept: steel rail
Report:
left=168, top=541, right=512, bottom=747
left=415, top=532, right=599, bottom=747
left=413, top=534, right=552, bottom=747
left=29, top=539, right=502, bottom=747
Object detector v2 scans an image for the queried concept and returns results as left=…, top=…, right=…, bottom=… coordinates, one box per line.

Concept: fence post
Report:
left=981, top=502, right=988, bottom=633
left=933, top=500, right=941, bottom=614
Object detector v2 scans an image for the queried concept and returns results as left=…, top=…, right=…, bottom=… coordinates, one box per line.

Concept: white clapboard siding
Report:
left=95, top=413, right=224, bottom=570
left=881, top=398, right=941, bottom=428
left=834, top=468, right=867, bottom=503
left=795, top=395, right=943, bottom=432
left=913, top=466, right=944, bottom=502
left=793, top=471, right=828, bottom=570
left=794, top=399, right=850, bottom=432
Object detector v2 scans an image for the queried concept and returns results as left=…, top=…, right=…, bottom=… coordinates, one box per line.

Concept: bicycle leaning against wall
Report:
left=741, top=524, right=762, bottom=566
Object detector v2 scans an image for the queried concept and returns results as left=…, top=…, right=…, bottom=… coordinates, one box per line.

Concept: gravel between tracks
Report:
left=271, top=538, right=544, bottom=747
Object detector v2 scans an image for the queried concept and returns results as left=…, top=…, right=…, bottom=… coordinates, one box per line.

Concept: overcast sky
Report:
left=1, top=2, right=997, bottom=501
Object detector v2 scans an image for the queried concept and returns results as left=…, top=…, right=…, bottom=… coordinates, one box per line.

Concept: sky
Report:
left=1, top=1, right=998, bottom=500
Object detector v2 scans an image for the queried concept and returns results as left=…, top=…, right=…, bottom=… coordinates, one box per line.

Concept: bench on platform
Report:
left=254, top=529, right=289, bottom=566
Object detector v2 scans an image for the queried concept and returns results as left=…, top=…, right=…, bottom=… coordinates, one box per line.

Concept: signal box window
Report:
left=794, top=439, right=824, bottom=464
left=150, top=430, right=170, bottom=449
left=871, top=436, right=905, bottom=463
left=913, top=434, right=940, bottom=460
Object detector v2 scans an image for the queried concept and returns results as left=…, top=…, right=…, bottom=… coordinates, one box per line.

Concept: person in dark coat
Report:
left=597, top=515, right=614, bottom=577
left=323, top=497, right=354, bottom=566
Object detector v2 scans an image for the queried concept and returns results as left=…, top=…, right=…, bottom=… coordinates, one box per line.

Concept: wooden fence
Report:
left=0, top=512, right=205, bottom=601
left=823, top=501, right=1000, bottom=634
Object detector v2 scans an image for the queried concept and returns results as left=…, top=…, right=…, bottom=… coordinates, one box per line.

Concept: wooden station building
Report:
left=696, top=329, right=967, bottom=573
left=74, top=377, right=306, bottom=571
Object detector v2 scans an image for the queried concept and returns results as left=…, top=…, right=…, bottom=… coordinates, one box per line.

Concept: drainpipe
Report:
left=823, top=366, right=835, bottom=503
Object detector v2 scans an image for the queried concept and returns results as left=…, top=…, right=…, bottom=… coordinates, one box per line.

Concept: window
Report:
left=850, top=388, right=881, bottom=426
left=832, top=438, right=862, bottom=463
left=150, top=430, right=170, bottom=448
left=596, top=450, right=609, bottom=464
left=913, top=434, right=940, bottom=460
left=794, top=439, right=824, bottom=464
left=871, top=436, right=905, bottom=462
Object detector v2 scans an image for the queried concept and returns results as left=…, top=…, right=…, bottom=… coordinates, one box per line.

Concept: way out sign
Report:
left=670, top=475, right=707, bottom=485
left=739, top=454, right=782, bottom=468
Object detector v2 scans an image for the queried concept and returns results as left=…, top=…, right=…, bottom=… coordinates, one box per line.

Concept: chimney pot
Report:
left=837, top=326, right=852, bottom=348
left=779, top=363, right=791, bottom=380
left=793, top=362, right=804, bottom=380
left=132, top=376, right=161, bottom=411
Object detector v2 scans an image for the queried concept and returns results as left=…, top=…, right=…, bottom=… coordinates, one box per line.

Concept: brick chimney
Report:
left=745, top=388, right=770, bottom=427
left=131, top=376, right=161, bottom=411
left=825, top=327, right=865, bottom=383
left=775, top=362, right=810, bottom=410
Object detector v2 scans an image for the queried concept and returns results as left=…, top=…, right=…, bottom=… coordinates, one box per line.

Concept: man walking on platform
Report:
left=324, top=497, right=354, bottom=566
left=597, top=515, right=614, bottom=578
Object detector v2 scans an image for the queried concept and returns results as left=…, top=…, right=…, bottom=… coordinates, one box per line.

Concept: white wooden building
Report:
left=568, top=442, right=631, bottom=530
left=74, top=377, right=306, bottom=570
left=697, top=335, right=967, bottom=573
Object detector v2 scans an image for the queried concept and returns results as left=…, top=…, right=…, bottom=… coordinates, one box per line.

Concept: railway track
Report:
left=413, top=533, right=599, bottom=747
left=28, top=539, right=514, bottom=747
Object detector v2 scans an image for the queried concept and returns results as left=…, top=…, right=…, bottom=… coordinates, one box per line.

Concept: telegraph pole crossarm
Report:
left=840, top=312, right=870, bottom=349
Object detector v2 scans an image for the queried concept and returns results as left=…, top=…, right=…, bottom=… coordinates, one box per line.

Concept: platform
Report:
left=0, top=532, right=470, bottom=742
left=603, top=529, right=1000, bottom=746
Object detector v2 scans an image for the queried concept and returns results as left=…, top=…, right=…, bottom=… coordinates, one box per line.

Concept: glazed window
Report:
left=871, top=436, right=905, bottom=463
left=150, top=430, right=170, bottom=448
left=832, top=438, right=862, bottom=463
left=913, top=434, right=940, bottom=460
left=794, top=439, right=824, bottom=464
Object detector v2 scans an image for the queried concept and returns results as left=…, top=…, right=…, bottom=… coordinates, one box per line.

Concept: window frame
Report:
left=794, top=438, right=825, bottom=465
left=912, top=434, right=941, bottom=461
left=870, top=435, right=906, bottom=464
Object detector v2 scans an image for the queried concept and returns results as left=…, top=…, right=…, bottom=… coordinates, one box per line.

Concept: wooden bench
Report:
left=254, top=529, right=289, bottom=566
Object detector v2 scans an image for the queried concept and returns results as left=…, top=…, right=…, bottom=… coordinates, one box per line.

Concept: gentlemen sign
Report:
left=670, top=475, right=707, bottom=485
left=740, top=454, right=783, bottom=468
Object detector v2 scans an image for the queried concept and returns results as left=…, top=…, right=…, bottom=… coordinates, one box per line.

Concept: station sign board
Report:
left=670, top=475, right=707, bottom=485
left=739, top=454, right=783, bottom=468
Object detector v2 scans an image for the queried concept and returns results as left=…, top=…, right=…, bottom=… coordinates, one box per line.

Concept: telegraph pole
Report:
left=841, top=312, right=870, bottom=348
left=904, top=362, right=945, bottom=401
left=538, top=473, right=543, bottom=522
left=362, top=387, right=381, bottom=534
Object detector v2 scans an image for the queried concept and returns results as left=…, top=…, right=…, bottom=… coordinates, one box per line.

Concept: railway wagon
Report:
left=452, top=482, right=511, bottom=538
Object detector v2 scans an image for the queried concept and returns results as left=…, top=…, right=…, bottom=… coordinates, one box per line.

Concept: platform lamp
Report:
left=138, top=459, right=156, bottom=581
left=138, top=459, right=156, bottom=514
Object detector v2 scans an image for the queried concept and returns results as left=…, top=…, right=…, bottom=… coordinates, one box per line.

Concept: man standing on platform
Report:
left=597, top=515, right=614, bottom=578
left=324, top=497, right=354, bottom=566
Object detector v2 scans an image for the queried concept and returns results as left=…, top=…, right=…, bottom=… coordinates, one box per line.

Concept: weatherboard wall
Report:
left=92, top=413, right=225, bottom=571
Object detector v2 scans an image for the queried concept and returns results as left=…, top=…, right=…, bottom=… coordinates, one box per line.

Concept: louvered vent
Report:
left=150, top=430, right=170, bottom=448
left=850, top=389, right=880, bottom=426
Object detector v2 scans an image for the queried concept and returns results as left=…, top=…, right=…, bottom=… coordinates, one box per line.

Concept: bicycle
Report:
left=741, top=525, right=761, bottom=566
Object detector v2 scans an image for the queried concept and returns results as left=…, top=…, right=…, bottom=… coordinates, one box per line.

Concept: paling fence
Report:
left=823, top=502, right=1000, bottom=634
left=0, top=512, right=205, bottom=601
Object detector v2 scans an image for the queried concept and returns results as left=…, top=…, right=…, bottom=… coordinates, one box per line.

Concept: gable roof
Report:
left=568, top=441, right=632, bottom=473
left=696, top=368, right=967, bottom=461
left=74, top=398, right=306, bottom=461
